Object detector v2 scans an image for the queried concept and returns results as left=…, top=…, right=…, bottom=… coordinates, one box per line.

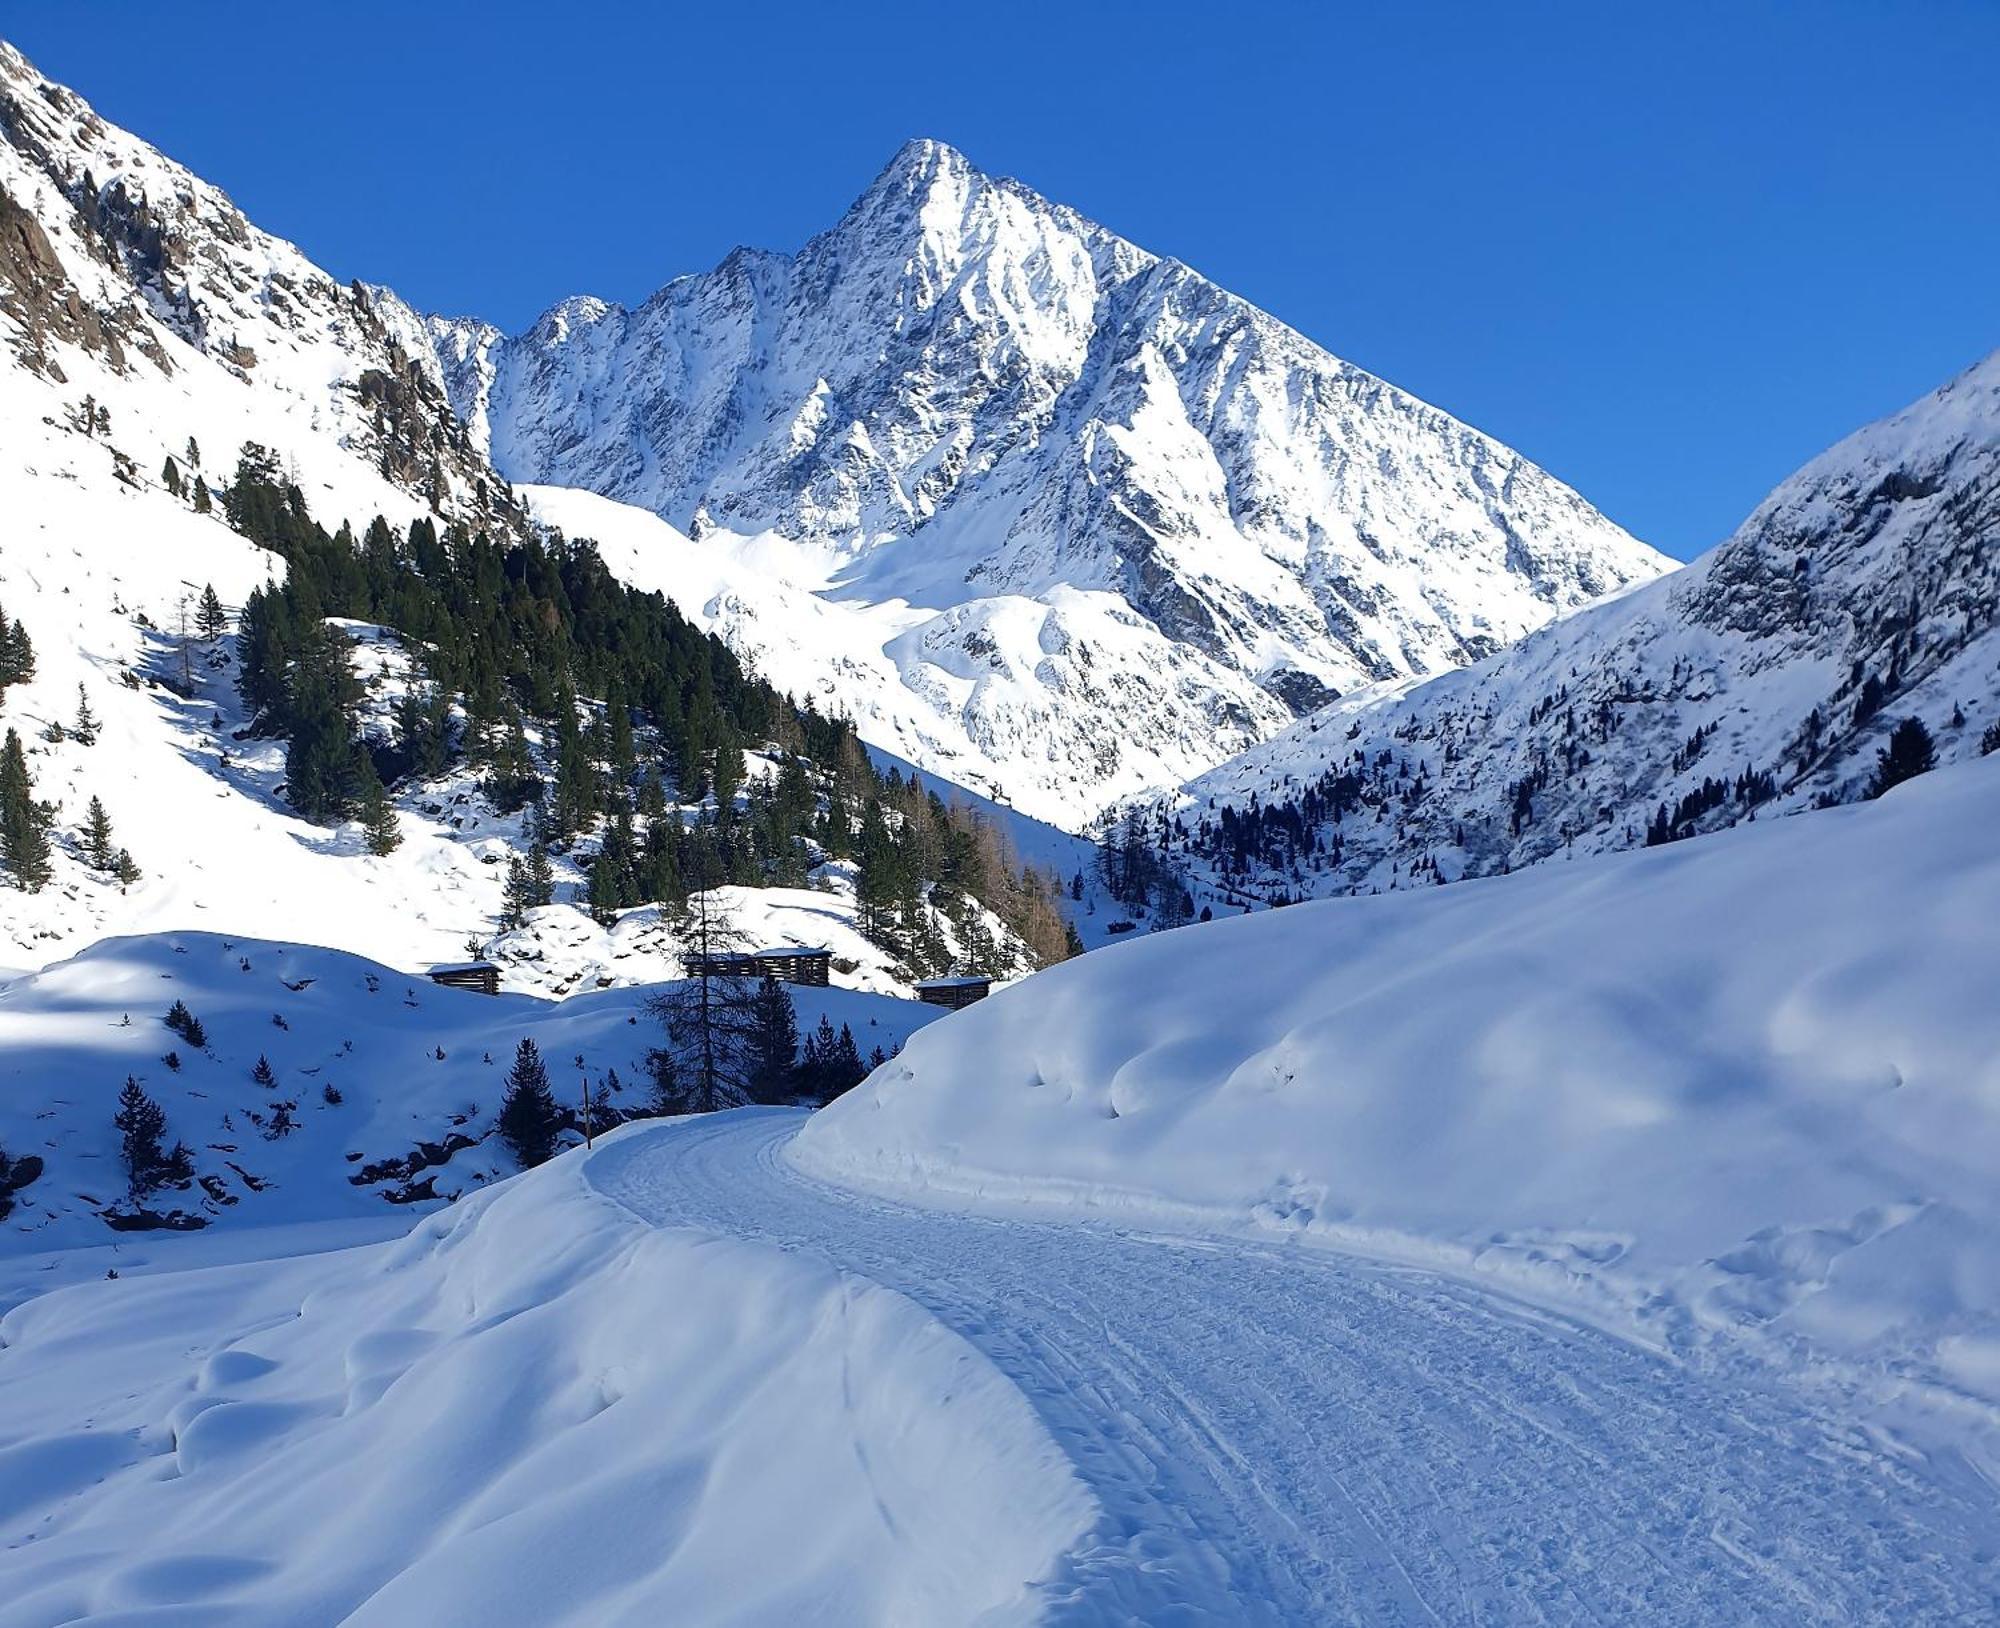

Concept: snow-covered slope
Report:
left=0, top=43, right=1049, bottom=991
left=1165, top=347, right=2000, bottom=898
left=0, top=39, right=517, bottom=536
left=799, top=755, right=2000, bottom=1409
left=0, top=931, right=938, bottom=1252
left=0, top=1132, right=1091, bottom=1625
left=408, top=140, right=1668, bottom=825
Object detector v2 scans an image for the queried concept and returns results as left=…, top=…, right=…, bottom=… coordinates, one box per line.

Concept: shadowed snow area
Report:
left=0, top=1132, right=1093, bottom=1626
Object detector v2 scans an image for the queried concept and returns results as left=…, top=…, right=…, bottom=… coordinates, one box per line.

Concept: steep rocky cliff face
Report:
left=0, top=39, right=520, bottom=532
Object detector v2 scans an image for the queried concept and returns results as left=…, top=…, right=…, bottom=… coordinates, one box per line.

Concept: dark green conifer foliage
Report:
left=357, top=759, right=401, bottom=855
left=196, top=584, right=228, bottom=640
left=0, top=728, right=54, bottom=891
left=71, top=685, right=98, bottom=746
left=1869, top=716, right=1937, bottom=799
left=497, top=1037, right=561, bottom=1167
left=746, top=976, right=800, bottom=1104
left=0, top=607, right=36, bottom=693
left=84, top=795, right=117, bottom=870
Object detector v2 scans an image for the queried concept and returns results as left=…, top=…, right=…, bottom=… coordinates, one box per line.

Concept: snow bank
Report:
left=0, top=1128, right=1093, bottom=1625
left=797, top=759, right=2000, bottom=1402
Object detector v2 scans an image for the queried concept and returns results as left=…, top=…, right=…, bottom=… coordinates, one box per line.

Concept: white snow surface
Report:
left=405, top=140, right=1669, bottom=825
left=800, top=755, right=2000, bottom=1416
left=0, top=1129, right=1092, bottom=1626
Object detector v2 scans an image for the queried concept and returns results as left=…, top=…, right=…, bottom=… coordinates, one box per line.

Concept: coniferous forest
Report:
left=217, top=446, right=1073, bottom=976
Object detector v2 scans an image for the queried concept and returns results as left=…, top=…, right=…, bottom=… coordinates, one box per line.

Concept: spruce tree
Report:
left=84, top=795, right=117, bottom=870
left=746, top=976, right=800, bottom=1104
left=197, top=584, right=228, bottom=641
left=161, top=455, right=184, bottom=498
left=251, top=1054, right=276, bottom=1089
left=0, top=729, right=54, bottom=891
left=497, top=1037, right=561, bottom=1167
left=71, top=685, right=98, bottom=746
left=192, top=480, right=213, bottom=515
left=356, top=759, right=401, bottom=855
left=826, top=1022, right=866, bottom=1099
left=115, top=1076, right=167, bottom=1196
left=0, top=614, right=35, bottom=690
left=1869, top=716, right=1937, bottom=799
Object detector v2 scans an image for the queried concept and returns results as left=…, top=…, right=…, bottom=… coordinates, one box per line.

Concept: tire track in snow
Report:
left=589, top=1110, right=2000, bottom=1625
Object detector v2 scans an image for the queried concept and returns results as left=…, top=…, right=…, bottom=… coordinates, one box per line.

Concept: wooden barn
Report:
left=427, top=961, right=500, bottom=996
left=687, top=945, right=833, bottom=987
left=915, top=975, right=993, bottom=1010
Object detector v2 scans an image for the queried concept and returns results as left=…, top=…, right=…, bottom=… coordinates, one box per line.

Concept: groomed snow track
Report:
left=591, top=1110, right=1999, bottom=1626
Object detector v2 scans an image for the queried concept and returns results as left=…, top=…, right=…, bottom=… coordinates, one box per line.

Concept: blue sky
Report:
left=9, top=1, right=1997, bottom=560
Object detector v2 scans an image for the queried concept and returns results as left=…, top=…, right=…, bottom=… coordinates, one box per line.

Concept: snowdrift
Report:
left=0, top=1128, right=1093, bottom=1625
left=797, top=759, right=2000, bottom=1401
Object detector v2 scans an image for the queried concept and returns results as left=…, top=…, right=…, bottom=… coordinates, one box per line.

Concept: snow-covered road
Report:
left=592, top=1110, right=1999, bottom=1626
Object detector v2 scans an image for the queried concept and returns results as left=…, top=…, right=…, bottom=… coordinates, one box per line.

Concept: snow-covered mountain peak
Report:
left=398, top=138, right=1669, bottom=825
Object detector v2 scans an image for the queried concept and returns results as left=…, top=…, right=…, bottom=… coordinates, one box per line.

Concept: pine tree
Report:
left=499, top=856, right=533, bottom=930
left=822, top=1022, right=867, bottom=1102
left=165, top=999, right=208, bottom=1049
left=746, top=976, right=800, bottom=1104
left=196, top=584, right=228, bottom=641
left=526, top=833, right=555, bottom=907
left=251, top=1054, right=276, bottom=1088
left=83, top=795, right=117, bottom=870
left=161, top=455, right=185, bottom=498
left=115, top=1076, right=167, bottom=1196
left=497, top=1037, right=561, bottom=1167
left=0, top=614, right=35, bottom=691
left=192, top=479, right=213, bottom=515
left=0, top=729, right=54, bottom=891
left=1869, top=716, right=1937, bottom=799
left=356, top=758, right=401, bottom=855
left=115, top=848, right=141, bottom=886
left=71, top=685, right=99, bottom=747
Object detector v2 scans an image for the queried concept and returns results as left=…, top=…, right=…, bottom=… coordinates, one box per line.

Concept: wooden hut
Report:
left=915, top=974, right=993, bottom=1010
left=427, top=961, right=500, bottom=996
left=688, top=945, right=833, bottom=987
